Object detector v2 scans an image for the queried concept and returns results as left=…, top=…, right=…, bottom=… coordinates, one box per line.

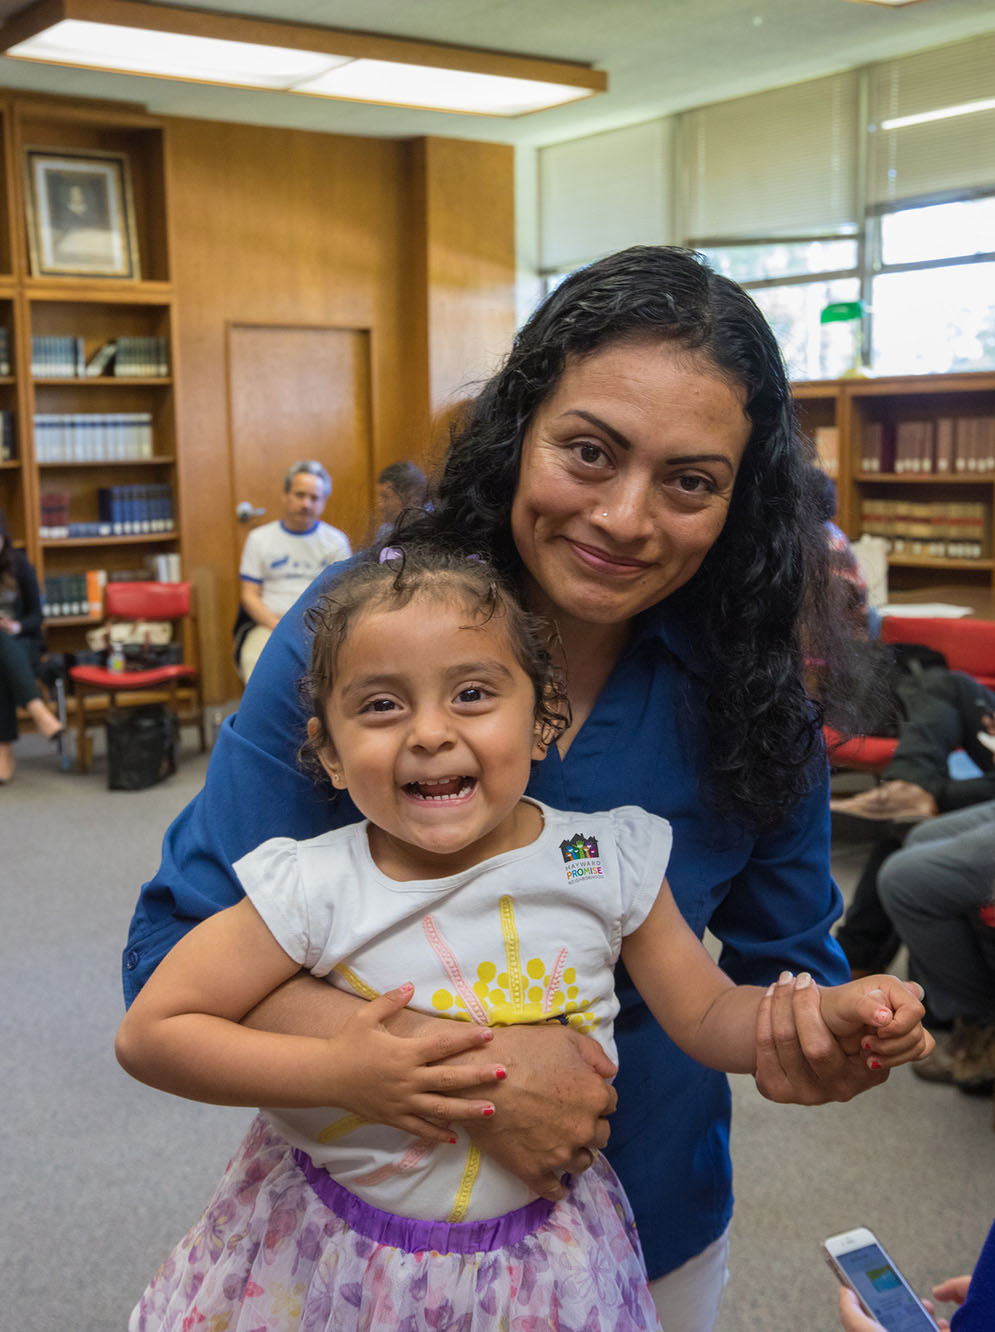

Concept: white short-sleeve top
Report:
left=235, top=800, right=671, bottom=1223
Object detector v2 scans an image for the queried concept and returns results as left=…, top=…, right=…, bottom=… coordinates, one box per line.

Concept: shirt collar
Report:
left=630, top=595, right=709, bottom=679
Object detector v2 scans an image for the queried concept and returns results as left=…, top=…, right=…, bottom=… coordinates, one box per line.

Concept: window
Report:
left=699, top=240, right=860, bottom=380
left=869, top=194, right=995, bottom=374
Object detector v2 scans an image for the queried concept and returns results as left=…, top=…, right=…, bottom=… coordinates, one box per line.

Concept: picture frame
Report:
left=23, top=147, right=140, bottom=280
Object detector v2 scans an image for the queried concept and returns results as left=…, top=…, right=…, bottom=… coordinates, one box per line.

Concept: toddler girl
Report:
left=117, top=545, right=932, bottom=1332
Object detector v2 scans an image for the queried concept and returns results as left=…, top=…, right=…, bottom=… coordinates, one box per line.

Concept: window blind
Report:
left=539, top=118, right=671, bottom=271
left=681, top=71, right=859, bottom=241
left=868, top=32, right=995, bottom=207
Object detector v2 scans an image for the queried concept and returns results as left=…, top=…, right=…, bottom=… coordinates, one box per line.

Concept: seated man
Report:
left=877, top=801, right=995, bottom=1091
left=235, top=461, right=351, bottom=682
left=830, top=665, right=995, bottom=821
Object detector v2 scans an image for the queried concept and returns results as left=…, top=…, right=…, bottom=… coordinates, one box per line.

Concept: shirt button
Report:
left=125, top=950, right=139, bottom=971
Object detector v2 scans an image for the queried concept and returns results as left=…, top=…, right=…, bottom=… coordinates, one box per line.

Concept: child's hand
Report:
left=817, top=973, right=935, bottom=1071
left=326, top=983, right=505, bottom=1141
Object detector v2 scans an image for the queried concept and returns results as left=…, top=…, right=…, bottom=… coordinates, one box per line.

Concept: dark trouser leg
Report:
left=0, top=633, right=42, bottom=742
left=835, top=827, right=905, bottom=972
left=878, top=802, right=995, bottom=1024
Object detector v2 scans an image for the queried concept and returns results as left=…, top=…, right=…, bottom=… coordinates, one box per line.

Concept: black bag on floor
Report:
left=106, top=704, right=178, bottom=791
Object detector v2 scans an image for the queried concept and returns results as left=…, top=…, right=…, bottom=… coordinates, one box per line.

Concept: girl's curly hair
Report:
left=392, top=245, right=879, bottom=830
left=298, top=544, right=571, bottom=783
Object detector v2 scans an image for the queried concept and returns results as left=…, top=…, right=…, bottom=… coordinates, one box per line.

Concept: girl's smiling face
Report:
left=510, top=337, right=751, bottom=630
left=312, top=591, right=546, bottom=880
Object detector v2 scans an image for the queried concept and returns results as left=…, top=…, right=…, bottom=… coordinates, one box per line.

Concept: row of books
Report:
left=32, top=336, right=86, bottom=378
left=0, top=409, right=15, bottom=461
left=39, top=484, right=176, bottom=538
left=42, top=570, right=104, bottom=620
left=861, top=418, right=995, bottom=474
left=31, top=335, right=169, bottom=379
left=860, top=498, right=989, bottom=560
left=814, top=426, right=839, bottom=477
left=41, top=555, right=183, bottom=621
left=99, top=337, right=169, bottom=377
left=34, top=412, right=155, bottom=462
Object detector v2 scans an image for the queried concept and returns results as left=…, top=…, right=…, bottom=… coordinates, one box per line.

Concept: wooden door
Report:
left=227, top=325, right=373, bottom=561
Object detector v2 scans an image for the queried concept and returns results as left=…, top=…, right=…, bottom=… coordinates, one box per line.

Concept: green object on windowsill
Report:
left=819, top=299, right=872, bottom=378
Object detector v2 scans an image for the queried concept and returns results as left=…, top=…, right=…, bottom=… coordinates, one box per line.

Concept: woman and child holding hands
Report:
left=118, top=247, right=936, bottom=1331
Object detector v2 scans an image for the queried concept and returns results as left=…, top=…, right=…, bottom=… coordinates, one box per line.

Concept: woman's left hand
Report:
left=753, top=971, right=926, bottom=1105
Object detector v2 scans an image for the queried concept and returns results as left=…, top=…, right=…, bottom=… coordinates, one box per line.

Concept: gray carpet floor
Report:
left=2, top=730, right=991, bottom=1331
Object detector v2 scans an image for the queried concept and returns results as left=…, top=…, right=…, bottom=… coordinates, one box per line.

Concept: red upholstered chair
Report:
left=824, top=615, right=995, bottom=775
left=68, top=581, right=206, bottom=774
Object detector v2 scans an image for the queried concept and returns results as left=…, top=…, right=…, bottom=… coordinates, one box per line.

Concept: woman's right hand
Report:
left=455, top=1022, right=618, bottom=1202
left=326, top=984, right=506, bottom=1142
left=245, top=974, right=617, bottom=1195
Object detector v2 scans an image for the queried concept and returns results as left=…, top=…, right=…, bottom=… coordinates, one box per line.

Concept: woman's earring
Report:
left=601, top=511, right=609, bottom=518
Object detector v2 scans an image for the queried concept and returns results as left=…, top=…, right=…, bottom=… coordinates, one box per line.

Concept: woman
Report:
left=0, top=514, right=63, bottom=781
left=124, top=247, right=898, bottom=1332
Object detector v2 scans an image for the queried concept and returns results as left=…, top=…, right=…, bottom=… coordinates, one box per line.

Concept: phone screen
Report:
left=834, top=1242, right=937, bottom=1331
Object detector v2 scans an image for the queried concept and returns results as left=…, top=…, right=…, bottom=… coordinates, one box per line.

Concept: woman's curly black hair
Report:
left=391, top=245, right=875, bottom=831
left=298, top=544, right=571, bottom=782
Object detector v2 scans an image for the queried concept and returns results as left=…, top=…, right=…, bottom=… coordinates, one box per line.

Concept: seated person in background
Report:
left=815, top=470, right=875, bottom=639
left=375, top=459, right=428, bottom=538
left=833, top=657, right=995, bottom=975
left=0, top=512, right=63, bottom=782
left=838, top=1217, right=995, bottom=1331
left=830, top=663, right=995, bottom=823
left=877, top=800, right=995, bottom=1090
left=235, top=460, right=351, bottom=683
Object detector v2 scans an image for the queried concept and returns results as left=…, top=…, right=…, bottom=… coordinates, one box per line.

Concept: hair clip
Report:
left=379, top=546, right=404, bottom=564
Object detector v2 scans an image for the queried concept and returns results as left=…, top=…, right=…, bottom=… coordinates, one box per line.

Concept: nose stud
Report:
left=600, top=511, right=608, bottom=518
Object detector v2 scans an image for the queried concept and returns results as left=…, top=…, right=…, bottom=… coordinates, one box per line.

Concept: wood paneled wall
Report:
left=165, top=119, right=516, bottom=700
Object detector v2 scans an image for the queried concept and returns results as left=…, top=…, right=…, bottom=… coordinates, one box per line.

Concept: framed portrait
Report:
left=23, top=147, right=140, bottom=279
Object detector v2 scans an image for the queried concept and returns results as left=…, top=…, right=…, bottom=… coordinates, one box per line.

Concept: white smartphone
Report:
left=823, top=1227, right=939, bottom=1331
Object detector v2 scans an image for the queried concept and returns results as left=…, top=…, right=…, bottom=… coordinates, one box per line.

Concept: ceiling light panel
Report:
left=7, top=19, right=350, bottom=87
left=1, top=0, right=606, bottom=116
left=296, top=60, right=594, bottom=116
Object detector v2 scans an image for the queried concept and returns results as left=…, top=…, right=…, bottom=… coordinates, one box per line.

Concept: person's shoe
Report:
left=951, top=1022, right=995, bottom=1094
left=912, top=1028, right=961, bottom=1083
left=829, top=780, right=938, bottom=823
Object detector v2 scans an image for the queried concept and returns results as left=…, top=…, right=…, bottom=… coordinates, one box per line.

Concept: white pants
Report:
left=648, top=1226, right=730, bottom=1332
left=237, top=624, right=271, bottom=683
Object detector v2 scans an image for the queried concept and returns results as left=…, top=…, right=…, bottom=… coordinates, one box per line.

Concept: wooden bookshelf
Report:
left=0, top=93, right=181, bottom=640
left=794, top=371, right=995, bottom=608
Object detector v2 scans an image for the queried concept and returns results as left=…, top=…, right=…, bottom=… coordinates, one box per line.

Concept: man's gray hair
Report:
left=284, top=460, right=331, bottom=495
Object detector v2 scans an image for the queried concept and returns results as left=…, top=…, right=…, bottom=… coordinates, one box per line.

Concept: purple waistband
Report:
left=292, top=1148, right=555, bottom=1254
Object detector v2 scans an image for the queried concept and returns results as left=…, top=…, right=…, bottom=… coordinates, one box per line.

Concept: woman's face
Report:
left=510, top=338, right=752, bottom=629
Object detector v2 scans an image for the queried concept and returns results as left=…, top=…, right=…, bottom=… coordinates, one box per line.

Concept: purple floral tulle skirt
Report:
left=129, top=1113, right=661, bottom=1331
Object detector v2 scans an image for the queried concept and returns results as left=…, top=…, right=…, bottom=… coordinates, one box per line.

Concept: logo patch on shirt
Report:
left=559, top=833, right=603, bottom=883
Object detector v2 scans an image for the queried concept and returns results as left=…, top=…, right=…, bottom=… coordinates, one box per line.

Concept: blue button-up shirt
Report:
left=124, top=559, right=846, bottom=1280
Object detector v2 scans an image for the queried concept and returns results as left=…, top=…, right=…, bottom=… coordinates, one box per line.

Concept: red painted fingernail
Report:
left=861, top=1040, right=872, bottom=1051
left=869, top=1059, right=882, bottom=1070
left=481, top=1105, right=495, bottom=1117
left=448, top=1135, right=458, bottom=1144
left=494, top=1067, right=507, bottom=1080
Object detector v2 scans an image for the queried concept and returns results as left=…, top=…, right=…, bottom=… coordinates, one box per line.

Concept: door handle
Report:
left=236, top=501, right=266, bottom=522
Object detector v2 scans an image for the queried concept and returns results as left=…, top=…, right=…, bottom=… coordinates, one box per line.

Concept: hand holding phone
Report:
left=824, top=1226, right=939, bottom=1331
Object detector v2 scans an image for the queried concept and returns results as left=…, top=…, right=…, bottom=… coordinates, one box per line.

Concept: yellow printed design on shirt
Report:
left=426, top=894, right=599, bottom=1034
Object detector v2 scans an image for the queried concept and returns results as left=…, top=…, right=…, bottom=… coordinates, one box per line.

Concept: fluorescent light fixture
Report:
left=843, top=1, right=928, bottom=7
left=7, top=19, right=349, bottom=87
left=1, top=0, right=606, bottom=117
left=881, top=97, right=995, bottom=131
left=296, top=60, right=592, bottom=116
